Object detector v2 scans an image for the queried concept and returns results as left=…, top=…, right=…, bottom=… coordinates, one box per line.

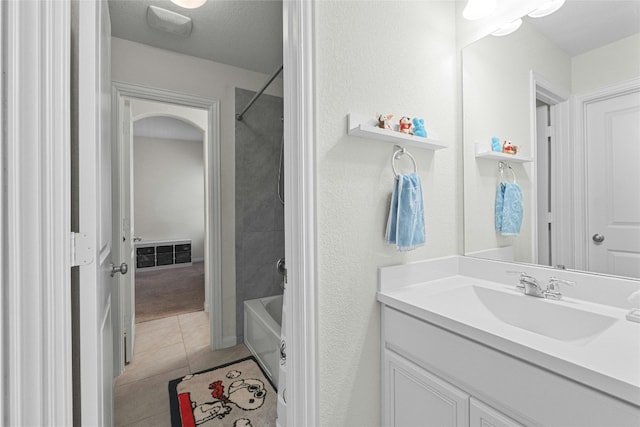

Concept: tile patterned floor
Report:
left=114, top=311, right=250, bottom=427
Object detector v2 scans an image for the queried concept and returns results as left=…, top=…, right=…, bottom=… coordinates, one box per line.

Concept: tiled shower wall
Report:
left=235, top=88, right=285, bottom=341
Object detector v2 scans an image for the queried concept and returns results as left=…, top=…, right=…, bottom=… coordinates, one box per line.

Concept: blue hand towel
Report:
left=495, top=182, right=523, bottom=235
left=386, top=173, right=426, bottom=251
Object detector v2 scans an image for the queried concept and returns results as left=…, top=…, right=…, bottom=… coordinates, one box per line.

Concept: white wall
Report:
left=572, top=33, right=640, bottom=94
left=315, top=2, right=459, bottom=425
left=112, top=37, right=283, bottom=343
left=462, top=21, right=572, bottom=263
left=133, top=136, right=205, bottom=259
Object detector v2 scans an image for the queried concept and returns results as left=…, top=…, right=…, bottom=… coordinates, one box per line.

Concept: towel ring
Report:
left=499, top=161, right=517, bottom=183
left=392, top=147, right=417, bottom=177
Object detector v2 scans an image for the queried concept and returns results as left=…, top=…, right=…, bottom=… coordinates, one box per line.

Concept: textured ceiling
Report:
left=108, top=0, right=639, bottom=75
left=108, top=0, right=283, bottom=75
left=526, top=0, right=640, bottom=57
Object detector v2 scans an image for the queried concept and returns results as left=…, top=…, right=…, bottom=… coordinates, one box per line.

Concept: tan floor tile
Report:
left=187, top=344, right=251, bottom=374
left=135, top=315, right=180, bottom=335
left=116, top=342, right=189, bottom=386
left=114, top=367, right=187, bottom=427
left=177, top=310, right=209, bottom=329
left=116, top=312, right=255, bottom=427
left=134, top=320, right=183, bottom=355
left=178, top=311, right=210, bottom=351
left=121, top=412, right=173, bottom=427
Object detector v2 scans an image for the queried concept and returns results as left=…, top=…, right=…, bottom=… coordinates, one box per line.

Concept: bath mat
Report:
left=169, top=356, right=277, bottom=427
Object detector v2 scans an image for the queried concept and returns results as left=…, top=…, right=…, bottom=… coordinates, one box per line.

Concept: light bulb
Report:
left=528, top=0, right=566, bottom=18
left=462, top=0, right=497, bottom=20
left=170, top=0, right=207, bottom=9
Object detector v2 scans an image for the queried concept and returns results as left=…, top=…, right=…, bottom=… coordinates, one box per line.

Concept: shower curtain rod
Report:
left=236, top=64, right=284, bottom=121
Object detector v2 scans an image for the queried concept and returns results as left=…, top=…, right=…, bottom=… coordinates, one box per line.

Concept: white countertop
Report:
left=378, top=274, right=640, bottom=407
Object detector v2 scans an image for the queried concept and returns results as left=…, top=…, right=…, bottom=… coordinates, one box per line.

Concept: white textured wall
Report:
left=316, top=2, right=459, bottom=425
left=133, top=136, right=205, bottom=259
left=112, top=37, right=283, bottom=344
left=462, top=21, right=571, bottom=263
left=572, top=33, right=640, bottom=94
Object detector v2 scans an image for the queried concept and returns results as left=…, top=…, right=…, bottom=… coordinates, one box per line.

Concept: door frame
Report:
left=283, top=1, right=319, bottom=425
left=529, top=71, right=570, bottom=268
left=111, top=81, right=222, bottom=375
left=572, top=77, right=640, bottom=272
left=1, top=1, right=72, bottom=424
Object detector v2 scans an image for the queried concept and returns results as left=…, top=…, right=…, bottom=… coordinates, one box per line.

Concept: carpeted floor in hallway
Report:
left=135, top=262, right=205, bottom=323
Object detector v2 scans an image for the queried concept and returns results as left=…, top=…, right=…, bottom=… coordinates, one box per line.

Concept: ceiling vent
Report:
left=146, top=5, right=193, bottom=38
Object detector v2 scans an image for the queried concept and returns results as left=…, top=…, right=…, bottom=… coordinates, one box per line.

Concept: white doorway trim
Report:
left=571, top=77, right=640, bottom=272
left=283, top=0, right=319, bottom=425
left=529, top=71, right=570, bottom=268
left=1, top=0, right=72, bottom=425
left=111, top=81, right=222, bottom=374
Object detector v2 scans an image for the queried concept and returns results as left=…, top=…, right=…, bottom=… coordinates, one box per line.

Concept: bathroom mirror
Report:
left=462, top=1, right=640, bottom=278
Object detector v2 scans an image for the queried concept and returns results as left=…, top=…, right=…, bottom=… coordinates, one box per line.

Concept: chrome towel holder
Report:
left=499, top=161, right=517, bottom=183
left=392, top=145, right=417, bottom=177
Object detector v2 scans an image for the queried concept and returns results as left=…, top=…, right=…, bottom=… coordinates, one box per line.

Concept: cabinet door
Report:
left=470, top=398, right=524, bottom=427
left=384, top=350, right=469, bottom=427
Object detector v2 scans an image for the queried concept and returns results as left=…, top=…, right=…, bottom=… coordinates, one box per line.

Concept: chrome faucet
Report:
left=508, top=272, right=575, bottom=300
left=514, top=272, right=545, bottom=298
left=543, top=277, right=575, bottom=300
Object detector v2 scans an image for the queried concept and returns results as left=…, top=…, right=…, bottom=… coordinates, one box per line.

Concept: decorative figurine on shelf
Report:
left=377, top=113, right=394, bottom=130
left=398, top=116, right=412, bottom=134
left=502, top=140, right=518, bottom=155
left=491, top=136, right=502, bottom=152
left=412, top=118, right=427, bottom=138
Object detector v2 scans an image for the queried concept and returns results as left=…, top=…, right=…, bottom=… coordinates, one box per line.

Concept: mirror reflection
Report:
left=462, top=1, right=640, bottom=279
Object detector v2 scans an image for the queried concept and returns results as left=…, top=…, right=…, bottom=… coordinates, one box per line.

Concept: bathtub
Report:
left=244, top=294, right=283, bottom=388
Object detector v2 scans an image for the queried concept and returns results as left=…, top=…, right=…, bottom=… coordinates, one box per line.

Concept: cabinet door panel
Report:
left=470, top=398, right=523, bottom=427
left=385, top=350, right=469, bottom=427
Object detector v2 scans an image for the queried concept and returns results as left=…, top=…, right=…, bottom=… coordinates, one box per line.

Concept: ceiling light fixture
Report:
left=528, top=0, right=566, bottom=18
left=491, top=18, right=523, bottom=36
left=170, top=0, right=207, bottom=9
left=146, top=5, right=193, bottom=37
left=463, top=0, right=497, bottom=21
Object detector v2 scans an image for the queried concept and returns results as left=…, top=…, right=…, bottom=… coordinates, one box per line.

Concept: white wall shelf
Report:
left=475, top=142, right=533, bottom=163
left=348, top=113, right=446, bottom=150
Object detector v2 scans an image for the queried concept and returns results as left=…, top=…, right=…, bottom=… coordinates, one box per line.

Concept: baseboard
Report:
left=193, top=258, right=204, bottom=263
left=222, top=335, right=237, bottom=348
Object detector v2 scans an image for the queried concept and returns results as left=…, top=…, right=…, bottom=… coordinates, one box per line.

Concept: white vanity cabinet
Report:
left=383, top=348, right=521, bottom=427
left=469, top=398, right=523, bottom=427
left=384, top=349, right=469, bottom=427
left=381, top=305, right=640, bottom=427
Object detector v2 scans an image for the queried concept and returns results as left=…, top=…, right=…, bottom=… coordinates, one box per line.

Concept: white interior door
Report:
left=586, top=89, right=640, bottom=278
left=121, top=98, right=136, bottom=363
left=78, top=0, right=118, bottom=425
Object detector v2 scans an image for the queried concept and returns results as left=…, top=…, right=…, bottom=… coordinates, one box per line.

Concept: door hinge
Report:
left=71, top=232, right=94, bottom=267
left=545, top=212, right=554, bottom=224
left=546, top=125, right=553, bottom=139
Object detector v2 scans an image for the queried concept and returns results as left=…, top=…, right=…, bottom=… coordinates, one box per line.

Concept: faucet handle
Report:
left=507, top=270, right=527, bottom=276
left=544, top=277, right=575, bottom=300
left=506, top=270, right=538, bottom=292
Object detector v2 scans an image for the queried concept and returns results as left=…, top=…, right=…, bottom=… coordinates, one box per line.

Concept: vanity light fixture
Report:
left=170, top=0, right=207, bottom=9
left=491, top=18, right=523, bottom=36
left=463, top=0, right=497, bottom=20
left=528, top=0, right=566, bottom=18
left=146, top=5, right=193, bottom=37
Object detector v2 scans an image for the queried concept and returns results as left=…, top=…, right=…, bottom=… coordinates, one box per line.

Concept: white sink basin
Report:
left=428, top=285, right=618, bottom=344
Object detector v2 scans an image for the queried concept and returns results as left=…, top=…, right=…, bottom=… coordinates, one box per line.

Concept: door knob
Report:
left=592, top=233, right=605, bottom=243
left=110, top=262, right=129, bottom=277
